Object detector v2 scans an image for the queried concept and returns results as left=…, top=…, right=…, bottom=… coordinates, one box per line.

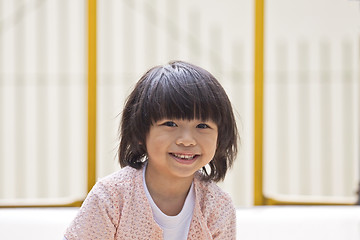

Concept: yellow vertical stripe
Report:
left=87, top=0, right=97, bottom=193
left=254, top=0, right=265, bottom=205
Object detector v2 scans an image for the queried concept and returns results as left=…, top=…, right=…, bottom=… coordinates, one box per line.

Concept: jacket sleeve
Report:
left=64, top=181, right=120, bottom=240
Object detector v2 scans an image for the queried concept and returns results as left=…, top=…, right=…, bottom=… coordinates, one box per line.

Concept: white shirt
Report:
left=143, top=166, right=195, bottom=240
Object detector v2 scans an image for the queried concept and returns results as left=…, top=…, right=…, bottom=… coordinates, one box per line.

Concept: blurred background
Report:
left=0, top=0, right=359, bottom=208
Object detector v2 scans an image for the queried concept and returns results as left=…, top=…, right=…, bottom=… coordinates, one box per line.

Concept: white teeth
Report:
left=173, top=153, right=196, bottom=160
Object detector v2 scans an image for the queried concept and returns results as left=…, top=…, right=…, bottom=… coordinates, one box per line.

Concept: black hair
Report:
left=118, top=61, right=238, bottom=182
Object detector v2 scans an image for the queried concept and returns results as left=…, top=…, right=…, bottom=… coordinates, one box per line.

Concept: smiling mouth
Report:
left=170, top=153, right=199, bottom=160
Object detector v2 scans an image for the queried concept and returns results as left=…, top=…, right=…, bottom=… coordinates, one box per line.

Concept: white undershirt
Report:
left=143, top=166, right=195, bottom=240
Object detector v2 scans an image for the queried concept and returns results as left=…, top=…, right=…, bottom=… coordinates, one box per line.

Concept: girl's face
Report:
left=145, top=118, right=218, bottom=181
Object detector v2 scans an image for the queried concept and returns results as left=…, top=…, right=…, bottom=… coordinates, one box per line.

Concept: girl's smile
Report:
left=169, top=152, right=200, bottom=165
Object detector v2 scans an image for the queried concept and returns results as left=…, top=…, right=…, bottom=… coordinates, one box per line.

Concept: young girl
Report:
left=64, top=61, right=238, bottom=239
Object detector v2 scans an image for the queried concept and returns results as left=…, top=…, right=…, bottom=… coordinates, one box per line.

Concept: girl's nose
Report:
left=175, top=129, right=196, bottom=146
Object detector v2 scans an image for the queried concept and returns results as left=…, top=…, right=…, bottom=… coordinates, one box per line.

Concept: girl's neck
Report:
left=144, top=166, right=194, bottom=216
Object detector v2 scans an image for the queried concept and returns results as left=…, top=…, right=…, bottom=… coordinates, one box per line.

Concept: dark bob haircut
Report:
left=118, top=61, right=238, bottom=182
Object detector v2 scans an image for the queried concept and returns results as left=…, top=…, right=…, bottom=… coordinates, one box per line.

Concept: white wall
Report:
left=0, top=0, right=359, bottom=207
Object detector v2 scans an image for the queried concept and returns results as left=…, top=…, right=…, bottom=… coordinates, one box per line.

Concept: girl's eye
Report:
left=197, top=123, right=210, bottom=129
left=162, top=121, right=177, bottom=127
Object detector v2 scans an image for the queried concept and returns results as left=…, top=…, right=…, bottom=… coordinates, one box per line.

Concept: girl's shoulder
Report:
left=91, top=166, right=142, bottom=195
left=100, top=166, right=140, bottom=182
left=194, top=172, right=232, bottom=203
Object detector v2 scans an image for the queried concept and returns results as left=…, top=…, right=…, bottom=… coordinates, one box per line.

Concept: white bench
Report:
left=1, top=206, right=360, bottom=239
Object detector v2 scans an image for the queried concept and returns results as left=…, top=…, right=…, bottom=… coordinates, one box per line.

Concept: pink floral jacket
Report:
left=64, top=166, right=236, bottom=239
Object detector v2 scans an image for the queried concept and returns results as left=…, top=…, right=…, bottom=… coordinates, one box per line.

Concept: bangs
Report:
left=142, top=66, right=222, bottom=124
